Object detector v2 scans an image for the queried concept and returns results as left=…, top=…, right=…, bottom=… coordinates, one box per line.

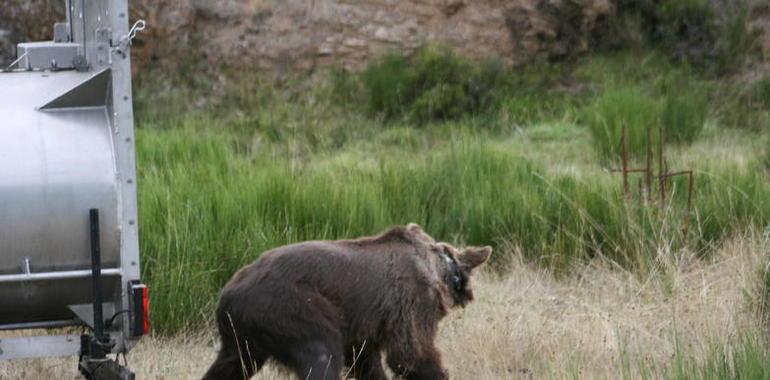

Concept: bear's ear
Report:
left=458, top=246, right=492, bottom=270
left=406, top=223, right=435, bottom=244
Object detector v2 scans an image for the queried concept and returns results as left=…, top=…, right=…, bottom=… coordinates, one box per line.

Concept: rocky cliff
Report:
left=1, top=0, right=614, bottom=73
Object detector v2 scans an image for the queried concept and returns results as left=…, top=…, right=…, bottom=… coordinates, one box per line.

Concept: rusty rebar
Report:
left=659, top=126, right=666, bottom=208
left=621, top=125, right=629, bottom=199
left=646, top=127, right=652, bottom=202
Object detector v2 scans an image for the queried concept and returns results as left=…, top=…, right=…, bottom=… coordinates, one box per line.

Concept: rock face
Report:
left=2, top=0, right=614, bottom=73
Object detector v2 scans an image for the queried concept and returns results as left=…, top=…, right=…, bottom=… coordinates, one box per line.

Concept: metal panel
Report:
left=0, top=71, right=120, bottom=275
left=16, top=42, right=79, bottom=70
left=0, top=332, right=127, bottom=360
left=0, top=70, right=121, bottom=325
left=0, top=335, right=80, bottom=360
left=0, top=276, right=120, bottom=324
left=0, top=0, right=142, bottom=356
left=40, top=68, right=111, bottom=109
left=66, top=0, right=113, bottom=70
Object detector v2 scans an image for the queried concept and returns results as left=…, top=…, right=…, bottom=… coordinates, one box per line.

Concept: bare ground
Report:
left=1, top=235, right=766, bottom=379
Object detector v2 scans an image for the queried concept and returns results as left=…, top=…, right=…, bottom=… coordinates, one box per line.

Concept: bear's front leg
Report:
left=386, top=347, right=448, bottom=380
left=345, top=343, right=387, bottom=380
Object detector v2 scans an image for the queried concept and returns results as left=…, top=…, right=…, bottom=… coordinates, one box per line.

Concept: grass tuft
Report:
left=582, top=85, right=661, bottom=162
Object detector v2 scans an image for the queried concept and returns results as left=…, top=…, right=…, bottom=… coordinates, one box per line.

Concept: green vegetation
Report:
left=118, top=2, right=770, bottom=377
left=612, top=0, right=759, bottom=74
left=582, top=86, right=661, bottom=162
left=581, top=78, right=707, bottom=162
left=664, top=336, right=770, bottom=380
left=134, top=8, right=769, bottom=337
left=360, top=45, right=503, bottom=122
left=136, top=75, right=770, bottom=332
left=611, top=333, right=770, bottom=379
left=138, top=125, right=770, bottom=332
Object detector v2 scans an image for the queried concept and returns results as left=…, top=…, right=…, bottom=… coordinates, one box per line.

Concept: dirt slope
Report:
left=2, top=0, right=613, bottom=72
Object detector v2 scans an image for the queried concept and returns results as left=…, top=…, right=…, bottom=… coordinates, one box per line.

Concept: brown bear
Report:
left=202, top=224, right=492, bottom=380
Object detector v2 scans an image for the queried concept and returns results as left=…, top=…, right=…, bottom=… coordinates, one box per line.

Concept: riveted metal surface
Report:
left=0, top=0, right=143, bottom=358
left=0, top=71, right=121, bottom=324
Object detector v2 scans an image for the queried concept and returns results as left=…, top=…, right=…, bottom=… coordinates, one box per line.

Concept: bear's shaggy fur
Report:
left=202, top=224, right=492, bottom=380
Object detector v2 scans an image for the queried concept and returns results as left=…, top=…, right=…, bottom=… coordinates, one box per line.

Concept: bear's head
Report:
left=432, top=242, right=492, bottom=308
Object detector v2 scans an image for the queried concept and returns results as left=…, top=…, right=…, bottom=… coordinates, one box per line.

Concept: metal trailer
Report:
left=0, top=1, right=148, bottom=378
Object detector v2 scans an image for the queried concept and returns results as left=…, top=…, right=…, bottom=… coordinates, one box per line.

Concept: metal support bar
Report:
left=0, top=319, right=80, bottom=331
left=0, top=268, right=121, bottom=283
left=89, top=208, right=107, bottom=359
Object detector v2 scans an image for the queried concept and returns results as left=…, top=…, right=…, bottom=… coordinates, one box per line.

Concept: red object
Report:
left=141, top=286, right=150, bottom=335
left=130, top=282, right=150, bottom=336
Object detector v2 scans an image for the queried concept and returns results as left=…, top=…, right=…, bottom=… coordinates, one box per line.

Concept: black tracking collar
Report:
left=440, top=252, right=463, bottom=293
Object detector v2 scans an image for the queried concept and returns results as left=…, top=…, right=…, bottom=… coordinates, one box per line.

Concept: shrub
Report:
left=655, top=0, right=720, bottom=67
left=411, top=83, right=469, bottom=121
left=361, top=45, right=504, bottom=123
left=329, top=66, right=365, bottom=104
left=659, top=71, right=708, bottom=144
left=582, top=86, right=662, bottom=163
left=766, top=136, right=770, bottom=170
left=613, top=0, right=758, bottom=74
left=361, top=52, right=415, bottom=118
left=584, top=74, right=708, bottom=163
left=710, top=75, right=770, bottom=130
left=661, top=92, right=707, bottom=144
left=712, top=5, right=759, bottom=75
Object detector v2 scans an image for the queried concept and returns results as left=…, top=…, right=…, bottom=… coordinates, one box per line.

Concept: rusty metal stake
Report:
left=646, top=127, right=653, bottom=202
left=659, top=126, right=666, bottom=208
left=621, top=125, right=629, bottom=199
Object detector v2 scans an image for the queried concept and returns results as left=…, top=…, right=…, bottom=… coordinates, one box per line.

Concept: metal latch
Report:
left=113, top=20, right=146, bottom=59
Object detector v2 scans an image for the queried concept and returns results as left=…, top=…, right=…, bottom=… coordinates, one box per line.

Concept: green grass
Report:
left=132, top=44, right=770, bottom=334
left=581, top=68, right=709, bottom=163
left=137, top=123, right=770, bottom=332
left=664, top=336, right=770, bottom=380
left=612, top=333, right=770, bottom=379
left=582, top=85, right=662, bottom=163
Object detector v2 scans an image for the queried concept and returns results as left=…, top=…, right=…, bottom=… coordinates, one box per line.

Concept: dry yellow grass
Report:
left=1, top=235, right=765, bottom=379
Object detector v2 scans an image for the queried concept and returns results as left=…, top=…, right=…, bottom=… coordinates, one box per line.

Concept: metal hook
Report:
left=126, top=20, right=146, bottom=45
left=114, top=19, right=147, bottom=58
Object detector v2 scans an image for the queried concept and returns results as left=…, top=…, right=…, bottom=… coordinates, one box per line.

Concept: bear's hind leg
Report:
left=202, top=348, right=258, bottom=380
left=284, top=339, right=343, bottom=380
left=202, top=331, right=268, bottom=379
